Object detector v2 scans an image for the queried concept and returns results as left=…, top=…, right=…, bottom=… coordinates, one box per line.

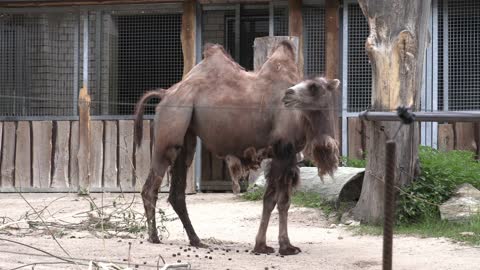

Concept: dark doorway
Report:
left=116, top=14, right=183, bottom=115
left=225, top=8, right=269, bottom=70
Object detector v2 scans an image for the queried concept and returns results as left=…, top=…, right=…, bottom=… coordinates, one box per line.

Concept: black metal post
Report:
left=383, top=140, right=397, bottom=270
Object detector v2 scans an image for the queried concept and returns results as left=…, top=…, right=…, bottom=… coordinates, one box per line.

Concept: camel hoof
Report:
left=279, top=245, right=301, bottom=255
left=148, top=235, right=161, bottom=244
left=253, top=244, right=275, bottom=254
left=190, top=240, right=208, bottom=248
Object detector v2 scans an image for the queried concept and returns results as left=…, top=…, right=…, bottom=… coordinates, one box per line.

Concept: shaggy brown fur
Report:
left=134, top=40, right=340, bottom=255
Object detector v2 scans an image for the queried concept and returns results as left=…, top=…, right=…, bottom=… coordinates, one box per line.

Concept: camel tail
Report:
left=134, top=90, right=164, bottom=147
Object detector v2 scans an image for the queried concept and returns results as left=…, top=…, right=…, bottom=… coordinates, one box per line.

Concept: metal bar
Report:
left=73, top=13, right=80, bottom=115
left=0, top=4, right=183, bottom=13
left=234, top=4, right=241, bottom=62
left=420, top=54, right=427, bottom=145
left=0, top=187, right=170, bottom=193
left=269, top=1, right=274, bottom=36
left=359, top=111, right=480, bottom=123
left=195, top=1, right=203, bottom=192
left=432, top=0, right=439, bottom=148
left=201, top=4, right=237, bottom=11
left=425, top=8, right=434, bottom=146
left=82, top=12, right=89, bottom=90
left=442, top=0, right=449, bottom=111
left=383, top=140, right=396, bottom=270
left=95, top=11, right=103, bottom=114
left=341, top=2, right=349, bottom=156
left=0, top=115, right=155, bottom=122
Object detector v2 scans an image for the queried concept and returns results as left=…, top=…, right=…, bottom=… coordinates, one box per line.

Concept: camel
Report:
left=134, top=40, right=340, bottom=255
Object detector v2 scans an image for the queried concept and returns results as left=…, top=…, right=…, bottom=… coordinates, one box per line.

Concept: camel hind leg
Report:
left=168, top=129, right=203, bottom=246
left=142, top=106, right=193, bottom=243
left=141, top=151, right=170, bottom=243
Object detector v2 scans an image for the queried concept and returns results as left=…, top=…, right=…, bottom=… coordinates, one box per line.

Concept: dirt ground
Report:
left=0, top=193, right=479, bottom=270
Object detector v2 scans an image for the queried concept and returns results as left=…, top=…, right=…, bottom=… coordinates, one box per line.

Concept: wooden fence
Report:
left=0, top=119, right=171, bottom=192
left=346, top=117, right=480, bottom=159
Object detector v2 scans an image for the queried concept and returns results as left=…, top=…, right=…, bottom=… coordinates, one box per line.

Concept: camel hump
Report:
left=203, top=43, right=230, bottom=59
left=277, top=40, right=295, bottom=55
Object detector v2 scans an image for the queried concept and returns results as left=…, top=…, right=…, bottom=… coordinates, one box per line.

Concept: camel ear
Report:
left=327, top=79, right=340, bottom=92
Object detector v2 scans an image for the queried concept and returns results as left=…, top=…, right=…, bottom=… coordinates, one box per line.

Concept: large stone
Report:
left=254, top=166, right=365, bottom=207
left=439, top=183, right=480, bottom=222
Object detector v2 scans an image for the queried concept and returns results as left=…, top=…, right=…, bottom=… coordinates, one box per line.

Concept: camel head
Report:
left=282, top=77, right=341, bottom=177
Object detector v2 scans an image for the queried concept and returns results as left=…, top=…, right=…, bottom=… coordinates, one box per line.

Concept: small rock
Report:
left=348, top=221, right=360, bottom=226
left=338, top=236, right=344, bottom=240
left=329, top=224, right=337, bottom=229
left=460, top=232, right=475, bottom=236
left=439, top=183, right=480, bottom=222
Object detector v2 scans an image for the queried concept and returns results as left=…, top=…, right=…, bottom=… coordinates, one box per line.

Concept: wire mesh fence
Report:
left=303, top=6, right=325, bottom=78
left=0, top=6, right=184, bottom=118
left=345, top=3, right=372, bottom=113
left=446, top=0, right=480, bottom=111
left=0, top=12, right=78, bottom=117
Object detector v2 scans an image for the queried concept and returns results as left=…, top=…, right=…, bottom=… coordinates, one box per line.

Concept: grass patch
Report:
left=242, top=186, right=333, bottom=215
left=351, top=215, right=480, bottom=246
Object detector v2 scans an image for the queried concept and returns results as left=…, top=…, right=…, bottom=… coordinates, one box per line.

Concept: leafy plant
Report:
left=340, top=156, right=367, bottom=168
left=396, top=146, right=480, bottom=224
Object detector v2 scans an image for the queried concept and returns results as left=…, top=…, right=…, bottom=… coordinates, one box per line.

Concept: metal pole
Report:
left=269, top=1, right=274, bottom=36
left=195, top=1, right=203, bottom=192
left=234, top=4, right=240, bottom=62
left=359, top=110, right=480, bottom=123
left=383, top=140, right=396, bottom=270
left=83, top=12, right=89, bottom=90
left=73, top=13, right=80, bottom=115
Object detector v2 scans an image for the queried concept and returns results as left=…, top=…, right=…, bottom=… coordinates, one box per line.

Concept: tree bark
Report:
left=353, top=0, right=431, bottom=223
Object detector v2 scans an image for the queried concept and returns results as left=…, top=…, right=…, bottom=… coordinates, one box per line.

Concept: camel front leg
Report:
left=253, top=181, right=277, bottom=254
left=277, top=179, right=301, bottom=255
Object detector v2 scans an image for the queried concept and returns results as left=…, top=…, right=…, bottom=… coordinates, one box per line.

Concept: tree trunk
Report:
left=353, top=0, right=431, bottom=223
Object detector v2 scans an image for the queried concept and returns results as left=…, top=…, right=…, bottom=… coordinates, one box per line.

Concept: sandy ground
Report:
left=0, top=193, right=479, bottom=270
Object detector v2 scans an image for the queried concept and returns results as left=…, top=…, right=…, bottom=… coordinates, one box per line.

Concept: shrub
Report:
left=340, top=156, right=367, bottom=168
left=396, top=146, right=480, bottom=224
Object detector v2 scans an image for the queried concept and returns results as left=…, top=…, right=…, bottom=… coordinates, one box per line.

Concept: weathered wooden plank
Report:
left=438, top=123, right=454, bottom=151
left=475, top=123, right=480, bottom=160
left=90, top=121, right=104, bottom=188
left=182, top=0, right=196, bottom=77
left=15, top=122, right=31, bottom=188
left=119, top=120, right=134, bottom=189
left=1, top=122, right=16, bottom=187
left=182, top=0, right=197, bottom=194
left=51, top=121, right=70, bottom=188
left=134, top=120, right=150, bottom=190
left=32, top=121, right=52, bottom=188
left=454, top=122, right=476, bottom=152
left=348, top=118, right=363, bottom=159
left=0, top=123, right=2, bottom=178
left=77, top=86, right=91, bottom=192
left=70, top=121, right=79, bottom=188
left=200, top=145, right=211, bottom=186
left=326, top=0, right=341, bottom=142
left=211, top=155, right=224, bottom=181
left=289, top=0, right=304, bottom=77
left=104, top=121, right=118, bottom=188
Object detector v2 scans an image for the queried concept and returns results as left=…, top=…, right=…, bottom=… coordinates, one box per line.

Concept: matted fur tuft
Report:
left=265, top=141, right=300, bottom=188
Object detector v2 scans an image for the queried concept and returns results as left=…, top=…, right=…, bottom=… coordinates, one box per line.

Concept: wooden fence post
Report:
left=182, top=0, right=197, bottom=194
left=77, top=86, right=91, bottom=193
